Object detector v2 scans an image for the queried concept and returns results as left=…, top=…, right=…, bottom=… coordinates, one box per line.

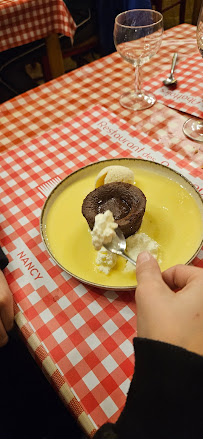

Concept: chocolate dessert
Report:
left=82, top=182, right=146, bottom=238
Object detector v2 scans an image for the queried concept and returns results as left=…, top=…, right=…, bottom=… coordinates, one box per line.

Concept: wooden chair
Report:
left=41, top=8, right=99, bottom=81
left=192, top=0, right=202, bottom=25
left=152, top=0, right=187, bottom=24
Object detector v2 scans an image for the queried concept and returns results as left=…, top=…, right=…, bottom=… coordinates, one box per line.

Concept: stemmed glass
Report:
left=113, top=9, right=163, bottom=111
left=182, top=3, right=203, bottom=142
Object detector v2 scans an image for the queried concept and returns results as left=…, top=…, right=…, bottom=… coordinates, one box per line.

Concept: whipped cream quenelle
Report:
left=95, top=165, right=134, bottom=188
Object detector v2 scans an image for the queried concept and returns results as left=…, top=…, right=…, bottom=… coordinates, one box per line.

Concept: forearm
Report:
left=94, top=338, right=203, bottom=439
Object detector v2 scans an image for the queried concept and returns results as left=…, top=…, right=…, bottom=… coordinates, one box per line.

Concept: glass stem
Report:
left=135, top=65, right=143, bottom=96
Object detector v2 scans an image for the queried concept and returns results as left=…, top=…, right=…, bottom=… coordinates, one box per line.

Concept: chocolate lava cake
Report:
left=82, top=182, right=146, bottom=238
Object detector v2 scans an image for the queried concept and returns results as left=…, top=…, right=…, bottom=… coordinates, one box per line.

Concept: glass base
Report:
left=182, top=119, right=203, bottom=143
left=119, top=90, right=156, bottom=111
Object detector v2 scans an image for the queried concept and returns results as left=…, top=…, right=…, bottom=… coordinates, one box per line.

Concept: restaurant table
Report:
left=0, top=23, right=203, bottom=438
left=0, top=0, right=76, bottom=78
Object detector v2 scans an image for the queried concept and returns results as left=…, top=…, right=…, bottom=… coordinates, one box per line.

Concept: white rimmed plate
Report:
left=40, top=158, right=203, bottom=290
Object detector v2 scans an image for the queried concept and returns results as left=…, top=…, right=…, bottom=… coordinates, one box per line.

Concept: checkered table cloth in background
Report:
left=0, top=0, right=76, bottom=52
left=144, top=54, right=203, bottom=118
left=0, top=104, right=203, bottom=436
left=0, top=24, right=202, bottom=166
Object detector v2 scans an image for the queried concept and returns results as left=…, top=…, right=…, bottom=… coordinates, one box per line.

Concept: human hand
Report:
left=0, top=270, right=14, bottom=347
left=135, top=251, right=203, bottom=356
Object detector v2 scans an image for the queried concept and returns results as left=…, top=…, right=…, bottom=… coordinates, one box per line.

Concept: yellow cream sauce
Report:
left=45, top=166, right=203, bottom=288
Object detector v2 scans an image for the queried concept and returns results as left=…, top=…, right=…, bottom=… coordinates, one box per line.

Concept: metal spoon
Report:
left=104, top=227, right=136, bottom=267
left=163, top=53, right=178, bottom=86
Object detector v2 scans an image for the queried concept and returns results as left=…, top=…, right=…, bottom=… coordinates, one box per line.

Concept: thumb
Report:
left=136, top=251, right=162, bottom=286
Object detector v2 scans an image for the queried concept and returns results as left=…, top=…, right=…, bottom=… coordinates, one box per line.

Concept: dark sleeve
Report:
left=94, top=338, right=203, bottom=439
left=0, top=246, right=9, bottom=270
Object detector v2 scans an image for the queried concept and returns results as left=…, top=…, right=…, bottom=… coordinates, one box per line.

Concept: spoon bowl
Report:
left=104, top=227, right=136, bottom=267
left=163, top=76, right=177, bottom=86
left=163, top=53, right=178, bottom=86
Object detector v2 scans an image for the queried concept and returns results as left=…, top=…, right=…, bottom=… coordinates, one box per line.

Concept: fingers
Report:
left=135, top=251, right=170, bottom=302
left=162, top=264, right=203, bottom=290
left=135, top=252, right=172, bottom=340
left=0, top=270, right=14, bottom=346
left=1, top=296, right=14, bottom=332
left=0, top=319, right=9, bottom=347
left=136, top=251, right=162, bottom=286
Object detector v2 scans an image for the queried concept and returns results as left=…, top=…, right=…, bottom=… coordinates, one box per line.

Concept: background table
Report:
left=0, top=24, right=202, bottom=163
left=0, top=23, right=203, bottom=438
left=0, top=0, right=76, bottom=78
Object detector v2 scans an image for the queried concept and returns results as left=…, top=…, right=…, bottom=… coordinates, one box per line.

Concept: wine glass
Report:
left=182, top=4, right=203, bottom=142
left=113, top=9, right=163, bottom=111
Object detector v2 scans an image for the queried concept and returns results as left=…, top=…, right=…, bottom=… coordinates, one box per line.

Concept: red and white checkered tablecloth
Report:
left=0, top=0, right=76, bottom=52
left=144, top=53, right=203, bottom=118
left=0, top=104, right=203, bottom=437
left=0, top=23, right=203, bottom=437
left=0, top=24, right=202, bottom=166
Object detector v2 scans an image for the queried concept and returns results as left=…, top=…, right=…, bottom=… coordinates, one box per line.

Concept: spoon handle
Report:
left=171, top=52, right=178, bottom=76
left=121, top=252, right=136, bottom=267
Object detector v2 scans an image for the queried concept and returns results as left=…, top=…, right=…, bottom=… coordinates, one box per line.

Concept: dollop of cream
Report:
left=124, top=232, right=160, bottom=272
left=91, top=210, right=118, bottom=251
left=95, top=247, right=117, bottom=274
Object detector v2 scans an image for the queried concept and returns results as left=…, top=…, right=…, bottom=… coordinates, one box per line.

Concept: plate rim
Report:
left=40, top=158, right=203, bottom=291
